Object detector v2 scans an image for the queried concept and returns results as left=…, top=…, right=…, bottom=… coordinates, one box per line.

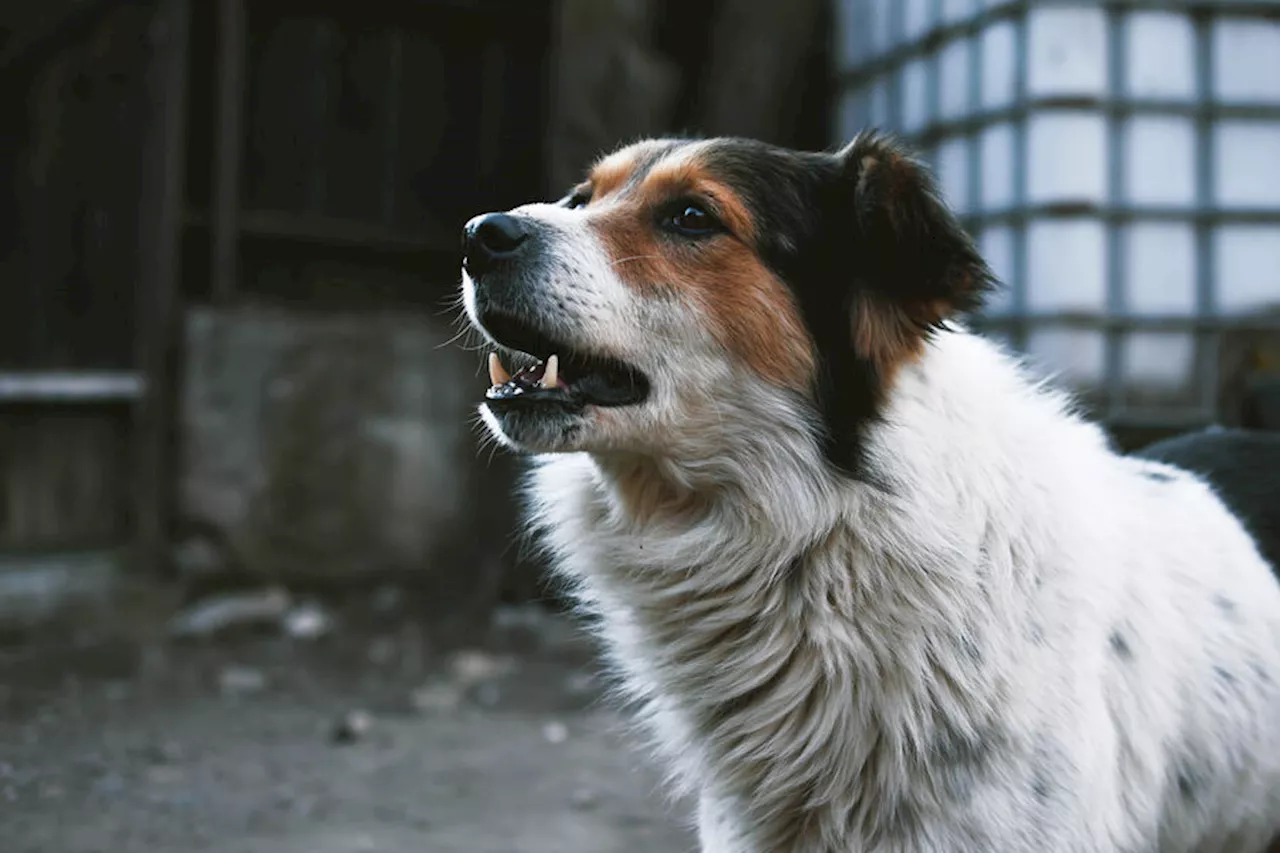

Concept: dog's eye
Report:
left=566, top=190, right=591, bottom=210
left=666, top=203, right=720, bottom=238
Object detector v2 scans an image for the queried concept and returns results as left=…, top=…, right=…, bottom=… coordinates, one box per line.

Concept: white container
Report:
left=834, top=0, right=1280, bottom=422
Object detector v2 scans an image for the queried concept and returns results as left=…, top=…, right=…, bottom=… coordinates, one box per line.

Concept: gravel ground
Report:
left=0, top=593, right=695, bottom=853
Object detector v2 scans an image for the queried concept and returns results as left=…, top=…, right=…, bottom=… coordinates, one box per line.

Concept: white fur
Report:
left=520, top=330, right=1280, bottom=852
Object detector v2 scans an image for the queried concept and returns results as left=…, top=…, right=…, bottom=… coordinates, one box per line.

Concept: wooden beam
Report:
left=133, top=0, right=191, bottom=575
left=0, top=371, right=145, bottom=403
left=211, top=0, right=246, bottom=303
left=184, top=207, right=457, bottom=254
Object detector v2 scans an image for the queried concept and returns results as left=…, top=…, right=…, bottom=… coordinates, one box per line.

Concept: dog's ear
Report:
left=797, top=133, right=996, bottom=476
left=835, top=133, right=995, bottom=371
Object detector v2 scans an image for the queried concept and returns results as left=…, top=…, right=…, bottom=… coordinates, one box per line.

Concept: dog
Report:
left=458, top=132, right=1280, bottom=852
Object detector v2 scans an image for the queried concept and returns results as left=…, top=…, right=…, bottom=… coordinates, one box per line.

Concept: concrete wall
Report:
left=178, top=306, right=517, bottom=602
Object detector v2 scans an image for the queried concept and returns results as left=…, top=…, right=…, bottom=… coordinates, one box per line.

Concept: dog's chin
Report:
left=479, top=399, right=592, bottom=454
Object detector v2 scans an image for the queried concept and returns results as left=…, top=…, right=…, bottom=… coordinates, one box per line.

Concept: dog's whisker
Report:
left=433, top=295, right=467, bottom=318
left=611, top=254, right=663, bottom=267
left=436, top=326, right=477, bottom=350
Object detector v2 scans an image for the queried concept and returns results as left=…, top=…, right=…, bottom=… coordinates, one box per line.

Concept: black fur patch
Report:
left=927, top=720, right=1002, bottom=804
left=1026, top=621, right=1047, bottom=646
left=1134, top=428, right=1280, bottom=578
left=1214, top=664, right=1239, bottom=692
left=1028, top=733, right=1068, bottom=811
left=696, top=133, right=996, bottom=476
left=1249, top=658, right=1272, bottom=685
left=1176, top=763, right=1206, bottom=804
left=959, top=634, right=983, bottom=664
left=1212, top=593, right=1239, bottom=621
left=1109, top=630, right=1133, bottom=661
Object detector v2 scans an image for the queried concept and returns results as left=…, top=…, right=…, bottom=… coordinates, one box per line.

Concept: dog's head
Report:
left=460, top=133, right=994, bottom=474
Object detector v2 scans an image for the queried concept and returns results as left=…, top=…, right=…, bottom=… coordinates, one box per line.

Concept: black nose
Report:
left=463, top=213, right=530, bottom=275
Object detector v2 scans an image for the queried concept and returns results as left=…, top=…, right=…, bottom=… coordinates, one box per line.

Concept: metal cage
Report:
left=834, top=0, right=1280, bottom=430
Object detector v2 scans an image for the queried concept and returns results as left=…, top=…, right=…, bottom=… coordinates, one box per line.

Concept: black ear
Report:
left=839, top=132, right=995, bottom=327
left=794, top=133, right=997, bottom=478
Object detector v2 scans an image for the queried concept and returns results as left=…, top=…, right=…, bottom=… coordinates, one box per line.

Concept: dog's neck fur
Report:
left=529, top=329, right=1111, bottom=850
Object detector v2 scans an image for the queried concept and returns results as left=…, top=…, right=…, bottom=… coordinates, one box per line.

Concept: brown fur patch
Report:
left=587, top=149, right=814, bottom=393
left=589, top=140, right=671, bottom=200
left=588, top=154, right=634, bottom=199
left=849, top=290, right=958, bottom=382
left=850, top=292, right=924, bottom=381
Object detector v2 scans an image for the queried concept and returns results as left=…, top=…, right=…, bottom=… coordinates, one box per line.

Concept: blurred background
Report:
left=0, top=1, right=1276, bottom=851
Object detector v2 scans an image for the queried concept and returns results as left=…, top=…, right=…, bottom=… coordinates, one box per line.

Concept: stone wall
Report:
left=178, top=307, right=521, bottom=613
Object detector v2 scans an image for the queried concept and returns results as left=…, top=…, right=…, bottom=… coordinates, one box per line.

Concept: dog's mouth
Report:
left=479, top=312, right=649, bottom=410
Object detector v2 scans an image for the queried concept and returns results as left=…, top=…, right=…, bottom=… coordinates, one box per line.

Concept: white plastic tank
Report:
left=834, top=0, right=1280, bottom=425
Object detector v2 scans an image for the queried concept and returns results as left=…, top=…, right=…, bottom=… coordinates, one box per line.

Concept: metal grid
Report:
left=835, top=0, right=1280, bottom=428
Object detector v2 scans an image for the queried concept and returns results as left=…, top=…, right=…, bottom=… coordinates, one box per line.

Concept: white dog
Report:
left=459, top=132, right=1280, bottom=852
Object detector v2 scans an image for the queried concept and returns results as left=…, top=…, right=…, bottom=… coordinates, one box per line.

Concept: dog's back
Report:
left=1136, top=429, right=1280, bottom=576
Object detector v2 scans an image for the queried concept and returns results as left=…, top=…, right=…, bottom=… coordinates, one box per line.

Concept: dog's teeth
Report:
left=542, top=354, right=559, bottom=388
left=488, top=352, right=510, bottom=386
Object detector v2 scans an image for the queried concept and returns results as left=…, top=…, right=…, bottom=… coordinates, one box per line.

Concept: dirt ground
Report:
left=0, top=591, right=696, bottom=853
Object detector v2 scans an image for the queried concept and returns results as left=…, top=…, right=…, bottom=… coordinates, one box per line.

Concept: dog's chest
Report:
left=563, top=538, right=1030, bottom=845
